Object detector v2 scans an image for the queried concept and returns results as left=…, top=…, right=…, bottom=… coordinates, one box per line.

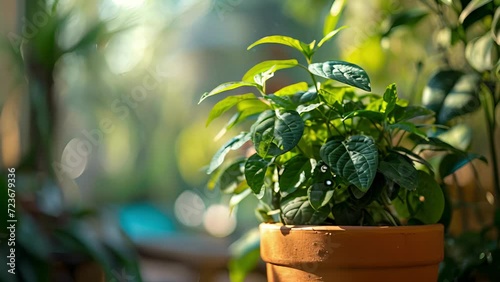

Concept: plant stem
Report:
left=481, top=88, right=500, bottom=208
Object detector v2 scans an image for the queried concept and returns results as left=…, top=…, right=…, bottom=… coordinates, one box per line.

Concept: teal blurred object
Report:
left=119, top=203, right=176, bottom=241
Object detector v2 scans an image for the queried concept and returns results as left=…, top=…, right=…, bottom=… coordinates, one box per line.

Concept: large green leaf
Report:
left=199, top=81, right=258, bottom=104
left=207, top=132, right=251, bottom=174
left=309, top=61, right=371, bottom=92
left=437, top=74, right=480, bottom=123
left=281, top=190, right=330, bottom=225
left=320, top=135, right=378, bottom=191
left=279, top=155, right=313, bottom=197
left=244, top=154, right=268, bottom=197
left=206, top=93, right=256, bottom=126
left=378, top=153, right=419, bottom=191
left=439, top=153, right=487, bottom=178
left=242, top=59, right=298, bottom=83
left=251, top=110, right=304, bottom=157
left=308, top=162, right=336, bottom=210
left=393, top=171, right=445, bottom=224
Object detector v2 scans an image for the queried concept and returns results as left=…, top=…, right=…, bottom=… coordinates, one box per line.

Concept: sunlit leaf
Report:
left=247, top=35, right=311, bottom=57
left=309, top=61, right=371, bottom=91
left=465, top=33, right=498, bottom=72
left=228, top=228, right=261, bottom=282
left=275, top=82, right=309, bottom=96
left=199, top=81, right=258, bottom=104
left=437, top=74, right=480, bottom=123
left=242, top=59, right=299, bottom=83
left=323, top=0, right=346, bottom=36
left=318, top=26, right=347, bottom=47
left=382, top=83, right=397, bottom=116
left=206, top=93, right=256, bottom=126
left=320, top=135, right=378, bottom=191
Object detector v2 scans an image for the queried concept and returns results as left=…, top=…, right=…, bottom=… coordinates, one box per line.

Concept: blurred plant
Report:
left=0, top=1, right=142, bottom=281
left=199, top=1, right=476, bottom=280
left=379, top=0, right=499, bottom=280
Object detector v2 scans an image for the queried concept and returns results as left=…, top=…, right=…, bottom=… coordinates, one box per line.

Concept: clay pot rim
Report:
left=260, top=223, right=443, bottom=233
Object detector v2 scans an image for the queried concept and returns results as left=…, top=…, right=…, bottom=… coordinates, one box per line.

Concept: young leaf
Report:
left=207, top=132, right=251, bottom=174
left=199, top=81, right=258, bottom=104
left=382, top=83, right=397, bottom=116
left=206, top=93, right=256, bottom=126
left=318, top=26, right=347, bottom=48
left=308, top=61, right=371, bottom=92
left=247, top=35, right=311, bottom=57
left=244, top=154, right=269, bottom=197
left=323, top=0, right=346, bottom=36
left=378, top=153, right=419, bottom=191
left=242, top=59, right=298, bottom=83
left=320, top=135, right=378, bottom=192
left=281, top=190, right=330, bottom=225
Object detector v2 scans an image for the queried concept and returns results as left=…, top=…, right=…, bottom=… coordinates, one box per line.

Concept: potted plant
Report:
left=198, top=5, right=476, bottom=281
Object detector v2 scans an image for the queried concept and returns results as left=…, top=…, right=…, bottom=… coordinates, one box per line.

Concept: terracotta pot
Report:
left=260, top=223, right=444, bottom=282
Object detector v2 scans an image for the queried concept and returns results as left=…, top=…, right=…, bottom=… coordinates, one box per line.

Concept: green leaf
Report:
left=242, top=59, right=299, bottom=83
left=320, top=135, right=378, bottom=192
left=393, top=171, right=445, bottom=224
left=307, top=162, right=336, bottom=210
left=199, top=81, right=258, bottom=104
left=293, top=87, right=318, bottom=104
left=275, top=82, right=309, bottom=96
left=318, top=26, right=347, bottom=48
left=465, top=33, right=498, bottom=72
left=437, top=74, right=480, bottom=123
left=439, top=153, right=487, bottom=178
left=226, top=99, right=270, bottom=130
left=422, top=70, right=462, bottom=114
left=392, top=147, right=434, bottom=173
left=323, top=0, right=346, bottom=36
left=279, top=155, right=313, bottom=197
left=437, top=124, right=472, bottom=151
left=378, top=153, right=419, bottom=191
left=251, top=110, right=304, bottom=157
left=229, top=228, right=260, bottom=282
left=229, top=189, right=252, bottom=210
left=244, top=154, right=268, bottom=197
left=207, top=132, right=251, bottom=174
left=459, top=0, right=492, bottom=23
left=382, top=83, right=397, bottom=116
left=309, top=61, right=371, bottom=91
left=281, top=190, right=330, bottom=225
left=206, top=93, right=256, bottom=126
left=247, top=35, right=311, bottom=57
left=382, top=8, right=428, bottom=37
left=216, top=160, right=246, bottom=193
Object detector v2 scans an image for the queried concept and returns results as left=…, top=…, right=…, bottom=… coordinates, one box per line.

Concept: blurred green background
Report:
left=0, top=0, right=498, bottom=281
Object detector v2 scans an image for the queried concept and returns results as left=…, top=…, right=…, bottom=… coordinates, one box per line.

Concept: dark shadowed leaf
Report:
left=281, top=190, right=330, bottom=225
left=439, top=153, right=487, bottom=178
left=244, top=154, right=269, bottom=196
left=279, top=155, right=313, bottom=197
left=378, top=153, right=419, bottom=191
left=207, top=132, right=251, bottom=174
